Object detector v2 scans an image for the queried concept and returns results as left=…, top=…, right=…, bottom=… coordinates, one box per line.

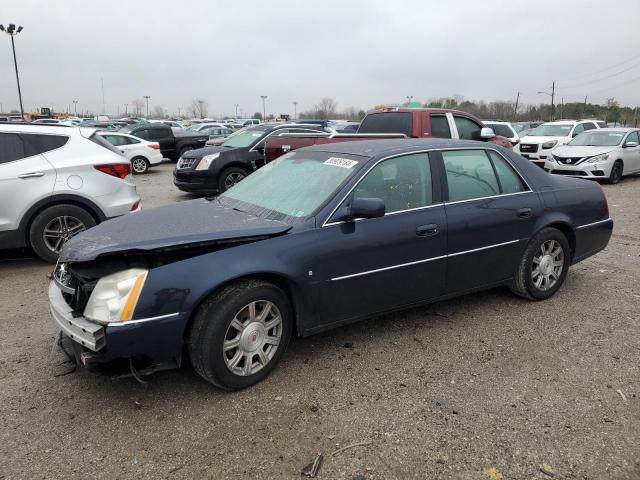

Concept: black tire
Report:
left=509, top=227, right=570, bottom=301
left=187, top=280, right=293, bottom=390
left=218, top=167, right=247, bottom=192
left=178, top=146, right=193, bottom=158
left=29, top=204, right=96, bottom=263
left=131, top=156, right=150, bottom=174
left=607, top=160, right=623, bottom=184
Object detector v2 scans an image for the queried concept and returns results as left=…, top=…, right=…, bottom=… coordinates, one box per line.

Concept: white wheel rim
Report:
left=531, top=239, right=564, bottom=291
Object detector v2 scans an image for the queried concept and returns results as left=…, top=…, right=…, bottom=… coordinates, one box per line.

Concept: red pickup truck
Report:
left=265, top=107, right=510, bottom=162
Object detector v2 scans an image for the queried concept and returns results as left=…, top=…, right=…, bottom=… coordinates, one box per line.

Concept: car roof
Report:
left=301, top=138, right=495, bottom=158
left=592, top=127, right=637, bottom=132
left=0, top=124, right=84, bottom=134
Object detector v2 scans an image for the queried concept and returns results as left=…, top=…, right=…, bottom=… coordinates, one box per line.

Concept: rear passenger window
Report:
left=354, top=153, right=432, bottom=213
left=0, top=133, right=25, bottom=163
left=582, top=122, right=596, bottom=131
left=488, top=151, right=527, bottom=194
left=430, top=115, right=451, bottom=138
left=453, top=116, right=482, bottom=140
left=134, top=129, right=149, bottom=140
left=22, top=134, right=69, bottom=156
left=443, top=150, right=499, bottom=201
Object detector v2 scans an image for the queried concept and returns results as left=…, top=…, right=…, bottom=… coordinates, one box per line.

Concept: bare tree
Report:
left=150, top=105, right=167, bottom=119
left=313, top=97, right=337, bottom=119
left=131, top=98, right=145, bottom=116
left=252, top=112, right=263, bottom=120
left=187, top=99, right=208, bottom=119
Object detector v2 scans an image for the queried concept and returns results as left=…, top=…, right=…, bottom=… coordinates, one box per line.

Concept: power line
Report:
left=557, top=52, right=640, bottom=84
left=559, top=60, right=640, bottom=91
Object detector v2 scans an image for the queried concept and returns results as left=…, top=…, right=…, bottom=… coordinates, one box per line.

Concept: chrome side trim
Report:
left=575, top=218, right=612, bottom=230
left=107, top=312, right=180, bottom=327
left=447, top=239, right=520, bottom=257
left=444, top=190, right=534, bottom=206
left=330, top=239, right=522, bottom=281
left=331, top=255, right=447, bottom=281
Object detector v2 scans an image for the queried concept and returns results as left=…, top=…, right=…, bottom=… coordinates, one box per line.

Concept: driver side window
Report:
left=572, top=124, right=585, bottom=137
left=353, top=153, right=432, bottom=214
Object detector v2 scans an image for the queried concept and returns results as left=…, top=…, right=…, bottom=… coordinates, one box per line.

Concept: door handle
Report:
left=416, top=223, right=439, bottom=236
left=18, top=172, right=45, bottom=179
left=517, top=207, right=532, bottom=219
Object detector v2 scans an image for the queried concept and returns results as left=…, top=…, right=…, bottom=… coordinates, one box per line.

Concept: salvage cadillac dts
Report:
left=49, top=139, right=613, bottom=390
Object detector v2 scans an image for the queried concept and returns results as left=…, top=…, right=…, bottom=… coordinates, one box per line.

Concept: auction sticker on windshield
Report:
left=324, top=157, right=358, bottom=168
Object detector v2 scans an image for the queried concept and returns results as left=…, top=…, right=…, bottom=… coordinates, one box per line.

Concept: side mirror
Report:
left=480, top=127, right=495, bottom=139
left=623, top=141, right=638, bottom=148
left=332, top=197, right=385, bottom=222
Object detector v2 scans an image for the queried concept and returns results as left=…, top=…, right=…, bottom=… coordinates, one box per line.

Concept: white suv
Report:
left=515, top=120, right=602, bottom=167
left=0, top=124, right=140, bottom=262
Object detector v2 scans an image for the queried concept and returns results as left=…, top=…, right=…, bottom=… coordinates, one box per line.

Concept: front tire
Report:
left=607, top=160, right=623, bottom=184
left=509, top=227, right=570, bottom=300
left=131, top=156, right=150, bottom=174
left=29, top=204, right=96, bottom=263
left=187, top=280, right=293, bottom=390
left=218, top=167, right=247, bottom=192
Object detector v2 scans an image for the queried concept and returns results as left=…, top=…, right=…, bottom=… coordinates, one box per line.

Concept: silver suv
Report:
left=0, top=124, right=140, bottom=262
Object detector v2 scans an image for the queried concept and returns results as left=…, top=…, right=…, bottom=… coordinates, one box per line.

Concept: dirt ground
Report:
left=1, top=162, right=639, bottom=480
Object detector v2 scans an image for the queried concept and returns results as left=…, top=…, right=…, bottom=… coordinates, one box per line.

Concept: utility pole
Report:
left=551, top=81, right=555, bottom=121
left=261, top=95, right=267, bottom=121
left=559, top=97, right=564, bottom=119
left=234, top=103, right=239, bottom=118
left=72, top=100, right=78, bottom=116
left=583, top=95, right=588, bottom=117
left=1, top=24, right=25, bottom=119
left=513, top=92, right=520, bottom=120
left=197, top=99, right=204, bottom=119
left=124, top=103, right=128, bottom=115
left=143, top=95, right=150, bottom=118
left=293, top=101, right=298, bottom=120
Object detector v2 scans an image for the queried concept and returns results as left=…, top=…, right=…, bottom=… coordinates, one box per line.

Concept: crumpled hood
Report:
left=551, top=145, right=614, bottom=158
left=59, top=199, right=291, bottom=262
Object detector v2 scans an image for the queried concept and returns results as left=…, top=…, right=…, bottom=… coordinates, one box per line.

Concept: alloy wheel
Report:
left=43, top=216, right=86, bottom=253
left=531, top=239, right=564, bottom=291
left=132, top=158, right=148, bottom=173
left=224, top=172, right=245, bottom=190
left=223, top=300, right=282, bottom=376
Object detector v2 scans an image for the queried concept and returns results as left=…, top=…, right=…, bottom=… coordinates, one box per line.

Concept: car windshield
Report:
left=568, top=130, right=626, bottom=147
left=221, top=126, right=268, bottom=148
left=219, top=151, right=363, bottom=222
left=527, top=124, right=572, bottom=137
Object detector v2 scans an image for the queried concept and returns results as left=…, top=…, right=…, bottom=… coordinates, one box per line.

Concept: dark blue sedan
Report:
left=50, top=139, right=613, bottom=389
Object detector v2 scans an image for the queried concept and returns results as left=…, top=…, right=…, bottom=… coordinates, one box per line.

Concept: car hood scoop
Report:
left=59, top=198, right=291, bottom=262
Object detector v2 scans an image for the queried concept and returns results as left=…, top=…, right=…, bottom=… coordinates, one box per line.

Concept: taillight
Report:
left=130, top=200, right=140, bottom=211
left=94, top=163, right=131, bottom=179
left=594, top=181, right=609, bottom=216
left=148, top=143, right=160, bottom=150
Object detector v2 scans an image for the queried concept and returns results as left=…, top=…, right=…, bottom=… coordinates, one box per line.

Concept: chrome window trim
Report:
left=107, top=312, right=180, bottom=327
left=575, top=218, right=612, bottom=230
left=322, top=147, right=532, bottom=227
left=330, top=239, right=521, bottom=282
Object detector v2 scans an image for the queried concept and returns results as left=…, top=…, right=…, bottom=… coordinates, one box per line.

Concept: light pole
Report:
left=537, top=81, right=555, bottom=121
left=406, top=95, right=413, bottom=106
left=260, top=95, right=267, bottom=121
left=197, top=99, right=205, bottom=119
left=143, top=95, right=150, bottom=118
left=0, top=24, right=25, bottom=119
left=293, top=101, right=298, bottom=120
left=234, top=103, right=239, bottom=118
left=124, top=103, right=128, bottom=116
left=72, top=100, right=78, bottom=116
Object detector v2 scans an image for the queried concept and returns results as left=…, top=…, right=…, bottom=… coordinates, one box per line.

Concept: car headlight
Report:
left=195, top=153, right=220, bottom=170
left=84, top=268, right=148, bottom=324
left=542, top=141, right=557, bottom=149
left=586, top=153, right=610, bottom=164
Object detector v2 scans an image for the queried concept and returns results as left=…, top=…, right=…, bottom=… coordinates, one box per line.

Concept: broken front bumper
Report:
left=49, top=282, right=105, bottom=351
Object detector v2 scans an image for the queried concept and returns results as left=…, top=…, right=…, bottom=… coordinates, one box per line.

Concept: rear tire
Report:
left=187, top=280, right=293, bottom=390
left=607, top=160, right=623, bottom=184
left=218, top=167, right=247, bottom=192
left=509, top=227, right=570, bottom=300
left=29, top=204, right=96, bottom=263
left=131, top=156, right=150, bottom=174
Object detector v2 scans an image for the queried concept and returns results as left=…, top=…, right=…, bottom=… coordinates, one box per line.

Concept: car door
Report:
left=317, top=152, right=447, bottom=325
left=436, top=148, right=542, bottom=293
left=621, top=131, right=640, bottom=173
left=147, top=127, right=174, bottom=158
left=0, top=132, right=57, bottom=235
left=450, top=114, right=484, bottom=141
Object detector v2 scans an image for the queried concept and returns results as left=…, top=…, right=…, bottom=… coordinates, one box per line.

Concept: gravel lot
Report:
left=1, top=161, right=639, bottom=479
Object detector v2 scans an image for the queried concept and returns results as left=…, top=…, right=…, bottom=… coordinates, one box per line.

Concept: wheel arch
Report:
left=19, top=194, right=107, bottom=245
left=537, top=220, right=576, bottom=260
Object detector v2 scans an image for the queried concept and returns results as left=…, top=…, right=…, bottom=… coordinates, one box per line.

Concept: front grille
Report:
left=551, top=169, right=587, bottom=176
left=177, top=157, right=198, bottom=170
left=555, top=156, right=585, bottom=165
left=519, top=143, right=539, bottom=153
left=54, top=264, right=95, bottom=317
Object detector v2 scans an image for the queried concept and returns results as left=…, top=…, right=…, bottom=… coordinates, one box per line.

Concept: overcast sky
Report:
left=2, top=0, right=640, bottom=118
